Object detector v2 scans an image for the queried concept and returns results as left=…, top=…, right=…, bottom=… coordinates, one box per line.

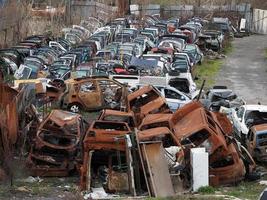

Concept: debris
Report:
left=16, top=186, right=31, bottom=193
left=259, top=181, right=267, bottom=185
left=83, top=187, right=108, bottom=199
left=19, top=176, right=43, bottom=183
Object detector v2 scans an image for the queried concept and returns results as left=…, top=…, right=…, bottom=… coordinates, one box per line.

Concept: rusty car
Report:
left=127, top=85, right=171, bottom=125
left=27, top=110, right=87, bottom=177
left=60, top=77, right=128, bottom=112
left=247, top=124, right=267, bottom=162
left=80, top=120, right=132, bottom=192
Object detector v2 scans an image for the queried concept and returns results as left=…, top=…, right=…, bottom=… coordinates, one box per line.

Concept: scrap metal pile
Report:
left=0, top=14, right=266, bottom=198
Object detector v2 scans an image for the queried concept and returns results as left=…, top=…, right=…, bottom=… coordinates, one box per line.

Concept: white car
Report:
left=231, top=105, right=267, bottom=140
left=155, top=85, right=196, bottom=111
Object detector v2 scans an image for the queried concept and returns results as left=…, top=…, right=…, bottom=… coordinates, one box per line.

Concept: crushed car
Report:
left=26, top=110, right=88, bottom=176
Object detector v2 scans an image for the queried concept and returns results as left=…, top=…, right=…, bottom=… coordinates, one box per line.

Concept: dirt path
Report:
left=216, top=35, right=267, bottom=104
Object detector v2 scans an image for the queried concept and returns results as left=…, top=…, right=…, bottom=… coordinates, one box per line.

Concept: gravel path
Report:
left=216, top=35, right=267, bottom=104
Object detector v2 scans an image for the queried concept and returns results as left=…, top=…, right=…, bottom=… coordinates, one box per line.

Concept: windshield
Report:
left=172, top=61, right=188, bottom=73
left=245, top=111, right=267, bottom=128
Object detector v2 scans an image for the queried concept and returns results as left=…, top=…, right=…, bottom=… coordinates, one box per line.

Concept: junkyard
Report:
left=0, top=0, right=267, bottom=199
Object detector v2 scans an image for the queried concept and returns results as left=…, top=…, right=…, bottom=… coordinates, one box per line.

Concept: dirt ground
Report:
left=216, top=34, right=267, bottom=104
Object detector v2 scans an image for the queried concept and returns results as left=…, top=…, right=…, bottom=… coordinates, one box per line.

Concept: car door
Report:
left=247, top=130, right=255, bottom=156
left=97, top=79, right=125, bottom=109
left=78, top=80, right=102, bottom=109
left=232, top=106, right=245, bottom=137
left=164, top=88, right=188, bottom=111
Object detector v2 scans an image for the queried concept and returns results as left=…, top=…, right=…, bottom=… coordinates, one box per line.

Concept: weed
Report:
left=195, top=59, right=223, bottom=89
left=197, top=186, right=216, bottom=194
left=223, top=42, right=233, bottom=55
left=217, top=181, right=266, bottom=200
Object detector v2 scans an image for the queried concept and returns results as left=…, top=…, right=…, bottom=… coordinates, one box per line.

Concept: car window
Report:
left=237, top=107, right=245, bottom=119
left=80, top=81, right=97, bottom=92
left=164, top=89, right=182, bottom=100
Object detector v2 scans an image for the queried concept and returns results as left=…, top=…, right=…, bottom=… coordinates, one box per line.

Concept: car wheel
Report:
left=68, top=103, right=82, bottom=113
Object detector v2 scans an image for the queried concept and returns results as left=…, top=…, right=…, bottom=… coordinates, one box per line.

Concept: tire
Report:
left=68, top=103, right=82, bottom=113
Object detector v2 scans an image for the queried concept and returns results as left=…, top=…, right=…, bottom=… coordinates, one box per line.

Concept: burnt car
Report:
left=60, top=77, right=128, bottom=112
left=247, top=124, right=267, bottom=162
left=171, top=102, right=254, bottom=186
left=127, top=85, right=171, bottom=125
left=203, top=86, right=245, bottom=111
left=26, top=110, right=88, bottom=177
left=80, top=120, right=132, bottom=192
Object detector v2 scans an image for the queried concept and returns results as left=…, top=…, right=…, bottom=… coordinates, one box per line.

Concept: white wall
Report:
left=253, top=9, right=267, bottom=34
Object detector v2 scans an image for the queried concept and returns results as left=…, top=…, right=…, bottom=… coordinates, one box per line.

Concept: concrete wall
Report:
left=253, top=9, right=267, bottom=34
left=70, top=0, right=118, bottom=23
left=70, top=0, right=96, bottom=23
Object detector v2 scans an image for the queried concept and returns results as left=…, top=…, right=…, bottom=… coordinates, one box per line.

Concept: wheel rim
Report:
left=70, top=105, right=79, bottom=113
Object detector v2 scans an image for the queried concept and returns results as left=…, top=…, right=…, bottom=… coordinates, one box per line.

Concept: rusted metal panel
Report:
left=140, top=142, right=175, bottom=197
left=127, top=86, right=170, bottom=125
left=107, top=170, right=129, bottom=192
left=139, top=114, right=173, bottom=130
left=214, top=112, right=233, bottom=136
left=27, top=110, right=83, bottom=177
left=35, top=110, right=82, bottom=151
left=209, top=143, right=246, bottom=186
left=0, top=84, right=19, bottom=144
left=98, top=109, right=137, bottom=130
left=248, top=124, right=267, bottom=162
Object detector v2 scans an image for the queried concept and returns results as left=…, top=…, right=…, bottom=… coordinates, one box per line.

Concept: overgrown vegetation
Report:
left=222, top=41, right=233, bottom=54
left=196, top=39, right=233, bottom=89
left=195, top=59, right=223, bottom=89
left=218, top=181, right=266, bottom=200
left=0, top=177, right=81, bottom=199
left=197, top=186, right=216, bottom=194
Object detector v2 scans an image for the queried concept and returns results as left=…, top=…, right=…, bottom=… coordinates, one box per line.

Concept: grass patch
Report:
left=218, top=181, right=265, bottom=200
left=198, top=186, right=216, bottom=194
left=195, top=59, right=223, bottom=89
left=222, top=42, right=233, bottom=55
left=146, top=195, right=224, bottom=200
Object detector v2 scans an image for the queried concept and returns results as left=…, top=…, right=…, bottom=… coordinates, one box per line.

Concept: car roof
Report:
left=243, top=105, right=267, bottom=112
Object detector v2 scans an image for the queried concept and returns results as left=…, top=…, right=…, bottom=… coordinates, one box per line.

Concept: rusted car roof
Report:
left=100, top=109, right=135, bottom=117
left=127, top=85, right=160, bottom=102
left=35, top=110, right=82, bottom=150
left=139, top=113, right=173, bottom=130
left=252, top=123, right=267, bottom=132
left=84, top=120, right=131, bottom=151
left=47, top=109, right=81, bottom=125
left=138, top=127, right=174, bottom=141
left=140, top=97, right=168, bottom=116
